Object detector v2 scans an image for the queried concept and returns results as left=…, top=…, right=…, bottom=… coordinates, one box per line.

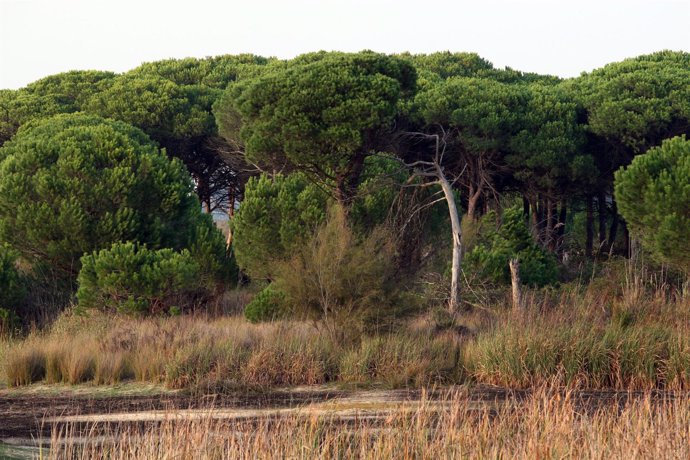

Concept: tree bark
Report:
left=598, top=191, right=607, bottom=251
left=536, top=195, right=546, bottom=245
left=523, top=196, right=530, bottom=223
left=466, top=183, right=482, bottom=221
left=557, top=201, right=567, bottom=255
left=335, top=152, right=366, bottom=208
left=586, top=194, right=594, bottom=258
left=608, top=199, right=619, bottom=254
left=509, top=258, right=523, bottom=313
left=546, top=197, right=557, bottom=251
left=226, top=188, right=235, bottom=249
left=437, top=166, right=463, bottom=314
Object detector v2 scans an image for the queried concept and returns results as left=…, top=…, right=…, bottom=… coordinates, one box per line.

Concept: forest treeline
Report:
left=0, top=50, right=688, bottom=333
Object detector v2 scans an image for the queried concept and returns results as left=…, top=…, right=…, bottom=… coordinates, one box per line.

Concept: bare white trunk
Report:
left=509, top=258, right=522, bottom=313
left=437, top=166, right=462, bottom=314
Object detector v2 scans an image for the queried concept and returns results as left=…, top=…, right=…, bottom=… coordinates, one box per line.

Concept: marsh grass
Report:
left=5, top=339, right=45, bottom=386
left=3, top=314, right=457, bottom=390
left=45, top=386, right=690, bottom=459
left=4, top=261, right=690, bottom=391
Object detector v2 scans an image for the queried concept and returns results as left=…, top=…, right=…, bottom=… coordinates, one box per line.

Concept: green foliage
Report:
left=507, top=83, right=592, bottom=195
left=349, top=155, right=408, bottom=231
left=233, top=156, right=407, bottom=280
left=0, top=89, right=70, bottom=145
left=233, top=173, right=328, bottom=279
left=578, top=51, right=690, bottom=155
left=1, top=71, right=116, bottom=146
left=466, top=207, right=559, bottom=287
left=24, top=70, right=117, bottom=111
left=215, top=51, right=416, bottom=202
left=418, top=77, right=523, bottom=151
left=244, top=285, right=287, bottom=323
left=128, top=54, right=271, bottom=89
left=402, top=52, right=495, bottom=80
left=615, top=135, right=690, bottom=271
left=77, top=242, right=201, bottom=315
left=85, top=74, right=215, bottom=141
left=0, top=113, right=227, bottom=283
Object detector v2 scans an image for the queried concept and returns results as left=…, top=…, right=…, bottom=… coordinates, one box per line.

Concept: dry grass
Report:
left=0, top=337, right=11, bottom=384
left=45, top=386, right=690, bottom=459
left=3, top=261, right=689, bottom=392
left=2, top=312, right=458, bottom=390
left=5, top=339, right=45, bottom=386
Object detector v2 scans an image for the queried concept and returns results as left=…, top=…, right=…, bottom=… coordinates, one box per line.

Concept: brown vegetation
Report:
left=44, top=386, right=690, bottom=459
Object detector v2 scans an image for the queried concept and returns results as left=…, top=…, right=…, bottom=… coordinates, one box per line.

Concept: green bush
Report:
left=465, top=206, right=558, bottom=287
left=77, top=242, right=202, bottom=315
left=244, top=285, right=286, bottom=323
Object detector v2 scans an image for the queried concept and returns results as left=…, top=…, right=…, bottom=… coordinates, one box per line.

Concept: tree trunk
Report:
left=509, top=258, right=523, bottom=313
left=226, top=188, right=235, bottom=249
left=557, top=201, right=567, bottom=255
left=598, top=191, right=607, bottom=251
left=466, top=183, right=482, bottom=221
left=536, top=195, right=546, bottom=245
left=608, top=199, right=619, bottom=254
left=437, top=167, right=463, bottom=314
left=197, top=176, right=212, bottom=214
left=546, top=197, right=557, bottom=251
left=529, top=197, right=540, bottom=243
left=335, top=152, right=366, bottom=208
left=523, top=196, right=530, bottom=223
left=586, top=195, right=594, bottom=258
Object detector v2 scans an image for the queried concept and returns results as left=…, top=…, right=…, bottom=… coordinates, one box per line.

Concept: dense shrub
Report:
left=77, top=242, right=202, bottom=315
left=244, top=285, right=287, bottom=323
left=465, top=206, right=558, bottom=287
left=275, top=207, right=398, bottom=342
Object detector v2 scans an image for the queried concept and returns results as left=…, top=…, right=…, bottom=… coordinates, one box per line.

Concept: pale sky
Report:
left=1, top=0, right=688, bottom=89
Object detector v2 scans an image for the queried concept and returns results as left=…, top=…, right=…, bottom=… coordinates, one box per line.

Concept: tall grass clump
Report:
left=339, top=333, right=462, bottom=387
left=466, top=314, right=686, bottom=389
left=4, top=341, right=46, bottom=386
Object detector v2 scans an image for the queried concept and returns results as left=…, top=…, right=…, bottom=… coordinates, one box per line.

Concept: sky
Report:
left=1, top=0, right=688, bottom=89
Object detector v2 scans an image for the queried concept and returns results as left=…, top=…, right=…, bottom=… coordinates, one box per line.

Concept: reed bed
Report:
left=4, top=312, right=462, bottom=390
left=44, top=386, right=690, bottom=459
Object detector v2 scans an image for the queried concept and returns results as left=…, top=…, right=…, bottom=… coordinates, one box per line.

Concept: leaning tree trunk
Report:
left=436, top=165, right=463, bottom=314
